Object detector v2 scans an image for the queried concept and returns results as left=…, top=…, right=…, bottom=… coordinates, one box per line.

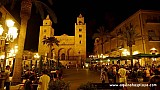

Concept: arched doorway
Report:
left=61, top=53, right=65, bottom=60
left=67, top=48, right=74, bottom=60
left=58, top=48, right=66, bottom=60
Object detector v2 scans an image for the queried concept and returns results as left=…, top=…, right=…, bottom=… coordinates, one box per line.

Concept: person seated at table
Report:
left=154, top=65, right=160, bottom=75
left=24, top=76, right=34, bottom=90
left=149, top=75, right=160, bottom=90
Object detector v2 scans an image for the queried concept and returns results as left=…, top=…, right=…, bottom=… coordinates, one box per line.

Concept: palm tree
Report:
left=0, top=0, right=57, bottom=84
left=43, top=36, right=59, bottom=68
left=92, top=26, right=109, bottom=54
left=121, top=24, right=141, bottom=67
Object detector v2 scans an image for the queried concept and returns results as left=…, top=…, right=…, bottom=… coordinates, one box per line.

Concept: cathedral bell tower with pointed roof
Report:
left=75, top=13, right=86, bottom=61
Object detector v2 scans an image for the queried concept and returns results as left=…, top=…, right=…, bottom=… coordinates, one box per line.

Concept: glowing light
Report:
left=0, top=55, right=5, bottom=59
left=34, top=53, right=40, bottom=59
left=122, top=49, right=130, bottom=56
left=85, top=63, right=89, bottom=67
left=133, top=51, right=139, bottom=55
left=6, top=20, right=15, bottom=27
left=150, top=48, right=157, bottom=54
left=8, top=27, right=18, bottom=40
left=0, top=25, right=4, bottom=35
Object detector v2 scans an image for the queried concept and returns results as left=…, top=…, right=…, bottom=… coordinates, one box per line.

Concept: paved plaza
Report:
left=10, top=68, right=151, bottom=90
left=62, top=68, right=150, bottom=90
left=63, top=68, right=102, bottom=90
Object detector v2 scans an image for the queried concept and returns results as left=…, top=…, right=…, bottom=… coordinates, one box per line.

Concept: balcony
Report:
left=148, top=36, right=160, bottom=42
left=146, top=19, right=160, bottom=23
left=105, top=51, right=110, bottom=54
left=111, top=48, right=116, bottom=52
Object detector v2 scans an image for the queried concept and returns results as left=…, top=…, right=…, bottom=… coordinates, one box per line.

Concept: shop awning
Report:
left=88, top=54, right=160, bottom=63
left=133, top=53, right=160, bottom=58
left=102, top=54, right=160, bottom=60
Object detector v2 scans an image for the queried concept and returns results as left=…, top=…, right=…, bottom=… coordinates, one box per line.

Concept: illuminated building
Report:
left=0, top=6, right=20, bottom=68
left=94, top=10, right=160, bottom=66
left=38, top=14, right=86, bottom=65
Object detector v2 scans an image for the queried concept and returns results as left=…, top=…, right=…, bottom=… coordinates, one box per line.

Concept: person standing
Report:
left=4, top=65, right=11, bottom=90
left=107, top=67, right=114, bottom=83
left=37, top=70, right=50, bottom=90
left=100, top=71, right=106, bottom=89
left=112, top=66, right=117, bottom=83
left=100, top=71, right=106, bottom=83
left=118, top=65, right=127, bottom=84
left=154, top=65, right=160, bottom=75
left=118, top=65, right=127, bottom=90
left=24, top=76, right=34, bottom=90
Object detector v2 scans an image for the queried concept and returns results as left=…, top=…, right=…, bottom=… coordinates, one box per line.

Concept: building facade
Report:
left=38, top=14, right=86, bottom=66
left=94, top=10, right=160, bottom=66
left=0, top=6, right=20, bottom=68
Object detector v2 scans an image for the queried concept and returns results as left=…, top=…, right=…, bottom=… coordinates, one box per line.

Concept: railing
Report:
left=148, top=36, right=160, bottom=42
left=146, top=19, right=160, bottom=23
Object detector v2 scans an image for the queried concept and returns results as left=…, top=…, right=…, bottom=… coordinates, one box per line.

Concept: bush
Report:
left=77, top=81, right=96, bottom=90
left=48, top=79, right=70, bottom=90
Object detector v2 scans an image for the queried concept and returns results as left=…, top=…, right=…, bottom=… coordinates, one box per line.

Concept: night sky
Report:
left=5, top=0, right=160, bottom=54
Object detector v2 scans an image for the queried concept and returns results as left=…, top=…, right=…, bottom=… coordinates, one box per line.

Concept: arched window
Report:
left=43, top=35, right=46, bottom=39
left=61, top=53, right=65, bottom=60
left=79, top=40, right=81, bottom=44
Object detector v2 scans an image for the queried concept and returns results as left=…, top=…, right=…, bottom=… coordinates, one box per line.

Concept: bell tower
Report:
left=75, top=14, right=86, bottom=60
left=38, top=15, right=54, bottom=56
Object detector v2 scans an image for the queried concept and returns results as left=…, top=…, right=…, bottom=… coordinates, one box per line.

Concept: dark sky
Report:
left=5, top=0, right=160, bottom=54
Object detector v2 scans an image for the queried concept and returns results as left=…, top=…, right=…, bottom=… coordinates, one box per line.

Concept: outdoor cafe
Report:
left=89, top=53, right=160, bottom=67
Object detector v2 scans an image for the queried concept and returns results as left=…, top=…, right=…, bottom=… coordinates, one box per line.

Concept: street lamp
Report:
left=9, top=45, right=18, bottom=57
left=34, top=53, right=40, bottom=59
left=7, top=45, right=18, bottom=67
left=34, top=53, right=40, bottom=70
left=150, top=48, right=157, bottom=55
left=122, top=49, right=130, bottom=56
left=0, top=55, right=5, bottom=71
left=0, top=19, right=18, bottom=71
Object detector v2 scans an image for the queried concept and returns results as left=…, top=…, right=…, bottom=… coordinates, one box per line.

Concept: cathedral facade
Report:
left=38, top=14, right=86, bottom=66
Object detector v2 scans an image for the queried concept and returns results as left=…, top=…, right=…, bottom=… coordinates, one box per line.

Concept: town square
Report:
left=0, top=0, right=160, bottom=90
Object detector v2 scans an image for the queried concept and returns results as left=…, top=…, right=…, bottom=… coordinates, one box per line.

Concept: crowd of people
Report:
left=98, top=63, right=160, bottom=90
left=22, top=68, right=63, bottom=90
left=1, top=64, right=63, bottom=90
left=2, top=62, right=160, bottom=90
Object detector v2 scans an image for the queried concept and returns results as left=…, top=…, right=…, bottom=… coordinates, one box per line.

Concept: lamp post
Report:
left=34, top=53, right=40, bottom=70
left=0, top=55, right=5, bottom=71
left=150, top=48, right=157, bottom=63
left=8, top=45, right=18, bottom=64
left=0, top=20, right=18, bottom=71
left=89, top=55, right=93, bottom=67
